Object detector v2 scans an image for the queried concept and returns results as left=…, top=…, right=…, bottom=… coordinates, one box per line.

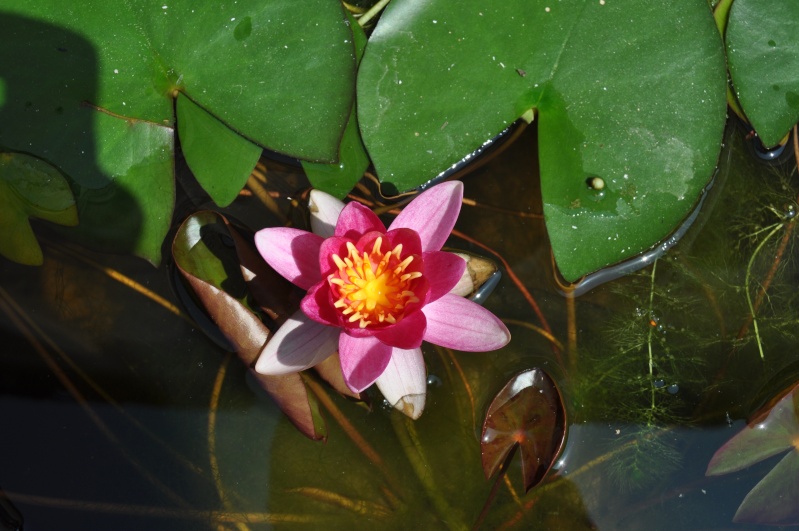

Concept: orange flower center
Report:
left=328, top=236, right=422, bottom=328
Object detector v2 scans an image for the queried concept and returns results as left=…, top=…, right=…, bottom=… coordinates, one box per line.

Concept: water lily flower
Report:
left=254, top=181, right=510, bottom=419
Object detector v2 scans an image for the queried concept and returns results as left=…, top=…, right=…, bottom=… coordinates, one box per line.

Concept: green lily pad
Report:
left=66, top=112, right=175, bottom=264
left=302, top=12, right=369, bottom=199
left=726, top=0, right=799, bottom=147
left=0, top=152, right=78, bottom=265
left=0, top=1, right=355, bottom=261
left=176, top=93, right=261, bottom=207
left=357, top=0, right=726, bottom=281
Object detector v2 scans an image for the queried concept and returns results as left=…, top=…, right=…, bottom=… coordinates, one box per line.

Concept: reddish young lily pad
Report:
left=481, top=368, right=566, bottom=492
left=706, top=380, right=799, bottom=525
left=172, top=211, right=326, bottom=440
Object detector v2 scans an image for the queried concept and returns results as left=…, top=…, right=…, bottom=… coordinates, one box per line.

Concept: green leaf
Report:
left=301, top=110, right=370, bottom=199
left=176, top=93, right=261, bottom=207
left=0, top=152, right=78, bottom=265
left=302, top=12, right=369, bottom=198
left=357, top=0, right=726, bottom=281
left=0, top=1, right=355, bottom=260
left=65, top=112, right=174, bottom=264
left=726, top=0, right=799, bottom=146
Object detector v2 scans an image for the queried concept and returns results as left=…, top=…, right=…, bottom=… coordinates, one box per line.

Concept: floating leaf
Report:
left=0, top=152, right=78, bottom=265
left=481, top=368, right=566, bottom=492
left=726, top=0, right=799, bottom=146
left=302, top=11, right=369, bottom=199
left=706, top=380, right=799, bottom=525
left=172, top=211, right=326, bottom=440
left=176, top=93, right=261, bottom=207
left=0, top=2, right=355, bottom=260
left=357, top=0, right=726, bottom=281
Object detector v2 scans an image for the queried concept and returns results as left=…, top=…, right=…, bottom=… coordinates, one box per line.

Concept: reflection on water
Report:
left=1, top=123, right=798, bottom=529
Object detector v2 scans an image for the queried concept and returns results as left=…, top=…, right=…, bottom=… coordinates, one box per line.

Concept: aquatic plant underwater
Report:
left=2, top=0, right=799, bottom=529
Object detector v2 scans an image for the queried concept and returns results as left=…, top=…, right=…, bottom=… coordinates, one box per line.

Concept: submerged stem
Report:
left=390, top=413, right=468, bottom=531
left=743, top=222, right=784, bottom=359
left=646, top=259, right=658, bottom=419
left=358, top=0, right=391, bottom=27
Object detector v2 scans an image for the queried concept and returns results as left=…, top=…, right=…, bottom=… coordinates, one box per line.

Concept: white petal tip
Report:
left=309, top=189, right=345, bottom=239
left=253, top=355, right=296, bottom=376
left=391, top=393, right=426, bottom=420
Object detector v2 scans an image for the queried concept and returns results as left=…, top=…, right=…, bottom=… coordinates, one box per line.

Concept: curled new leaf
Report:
left=0, top=152, right=78, bottom=265
left=481, top=368, right=566, bottom=492
left=172, top=211, right=326, bottom=440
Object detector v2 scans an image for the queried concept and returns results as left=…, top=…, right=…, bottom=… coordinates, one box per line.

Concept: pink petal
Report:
left=318, top=236, right=350, bottom=276
left=254, top=227, right=323, bottom=290
left=373, top=310, right=426, bottom=349
left=422, top=294, right=510, bottom=351
left=254, top=309, right=339, bottom=375
left=423, top=251, right=467, bottom=302
left=335, top=201, right=385, bottom=240
left=300, top=281, right=340, bottom=327
left=309, top=190, right=344, bottom=238
left=375, top=347, right=427, bottom=419
left=382, top=228, right=422, bottom=258
left=339, top=333, right=393, bottom=392
left=389, top=181, right=463, bottom=252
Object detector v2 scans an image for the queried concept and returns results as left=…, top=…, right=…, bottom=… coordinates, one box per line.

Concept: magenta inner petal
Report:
left=423, top=251, right=468, bottom=302
left=374, top=311, right=426, bottom=349
left=318, top=236, right=351, bottom=276
left=335, top=201, right=386, bottom=240
left=301, top=282, right=340, bottom=327
left=382, top=227, right=423, bottom=258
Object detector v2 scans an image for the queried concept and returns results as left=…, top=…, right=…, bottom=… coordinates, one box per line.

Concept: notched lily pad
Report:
left=172, top=211, right=326, bottom=440
left=176, top=93, right=262, bottom=208
left=726, top=0, right=799, bottom=147
left=357, top=0, right=727, bottom=281
left=481, top=368, right=566, bottom=492
left=301, top=11, right=369, bottom=199
left=1, top=1, right=356, bottom=262
left=0, top=151, right=78, bottom=265
left=706, top=380, right=799, bottom=525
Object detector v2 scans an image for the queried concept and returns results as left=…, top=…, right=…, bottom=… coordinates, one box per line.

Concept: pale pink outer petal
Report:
left=254, top=227, right=323, bottom=290
left=422, top=293, right=510, bottom=351
left=254, top=309, right=339, bottom=375
left=389, top=181, right=463, bottom=252
left=375, top=347, right=427, bottom=420
left=309, top=190, right=344, bottom=238
left=339, top=333, right=393, bottom=393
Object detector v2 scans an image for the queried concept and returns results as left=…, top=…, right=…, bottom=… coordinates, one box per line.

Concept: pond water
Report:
left=1, top=122, right=798, bottom=530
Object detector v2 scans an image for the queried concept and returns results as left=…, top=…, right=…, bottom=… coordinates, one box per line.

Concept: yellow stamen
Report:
left=327, top=236, right=422, bottom=329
